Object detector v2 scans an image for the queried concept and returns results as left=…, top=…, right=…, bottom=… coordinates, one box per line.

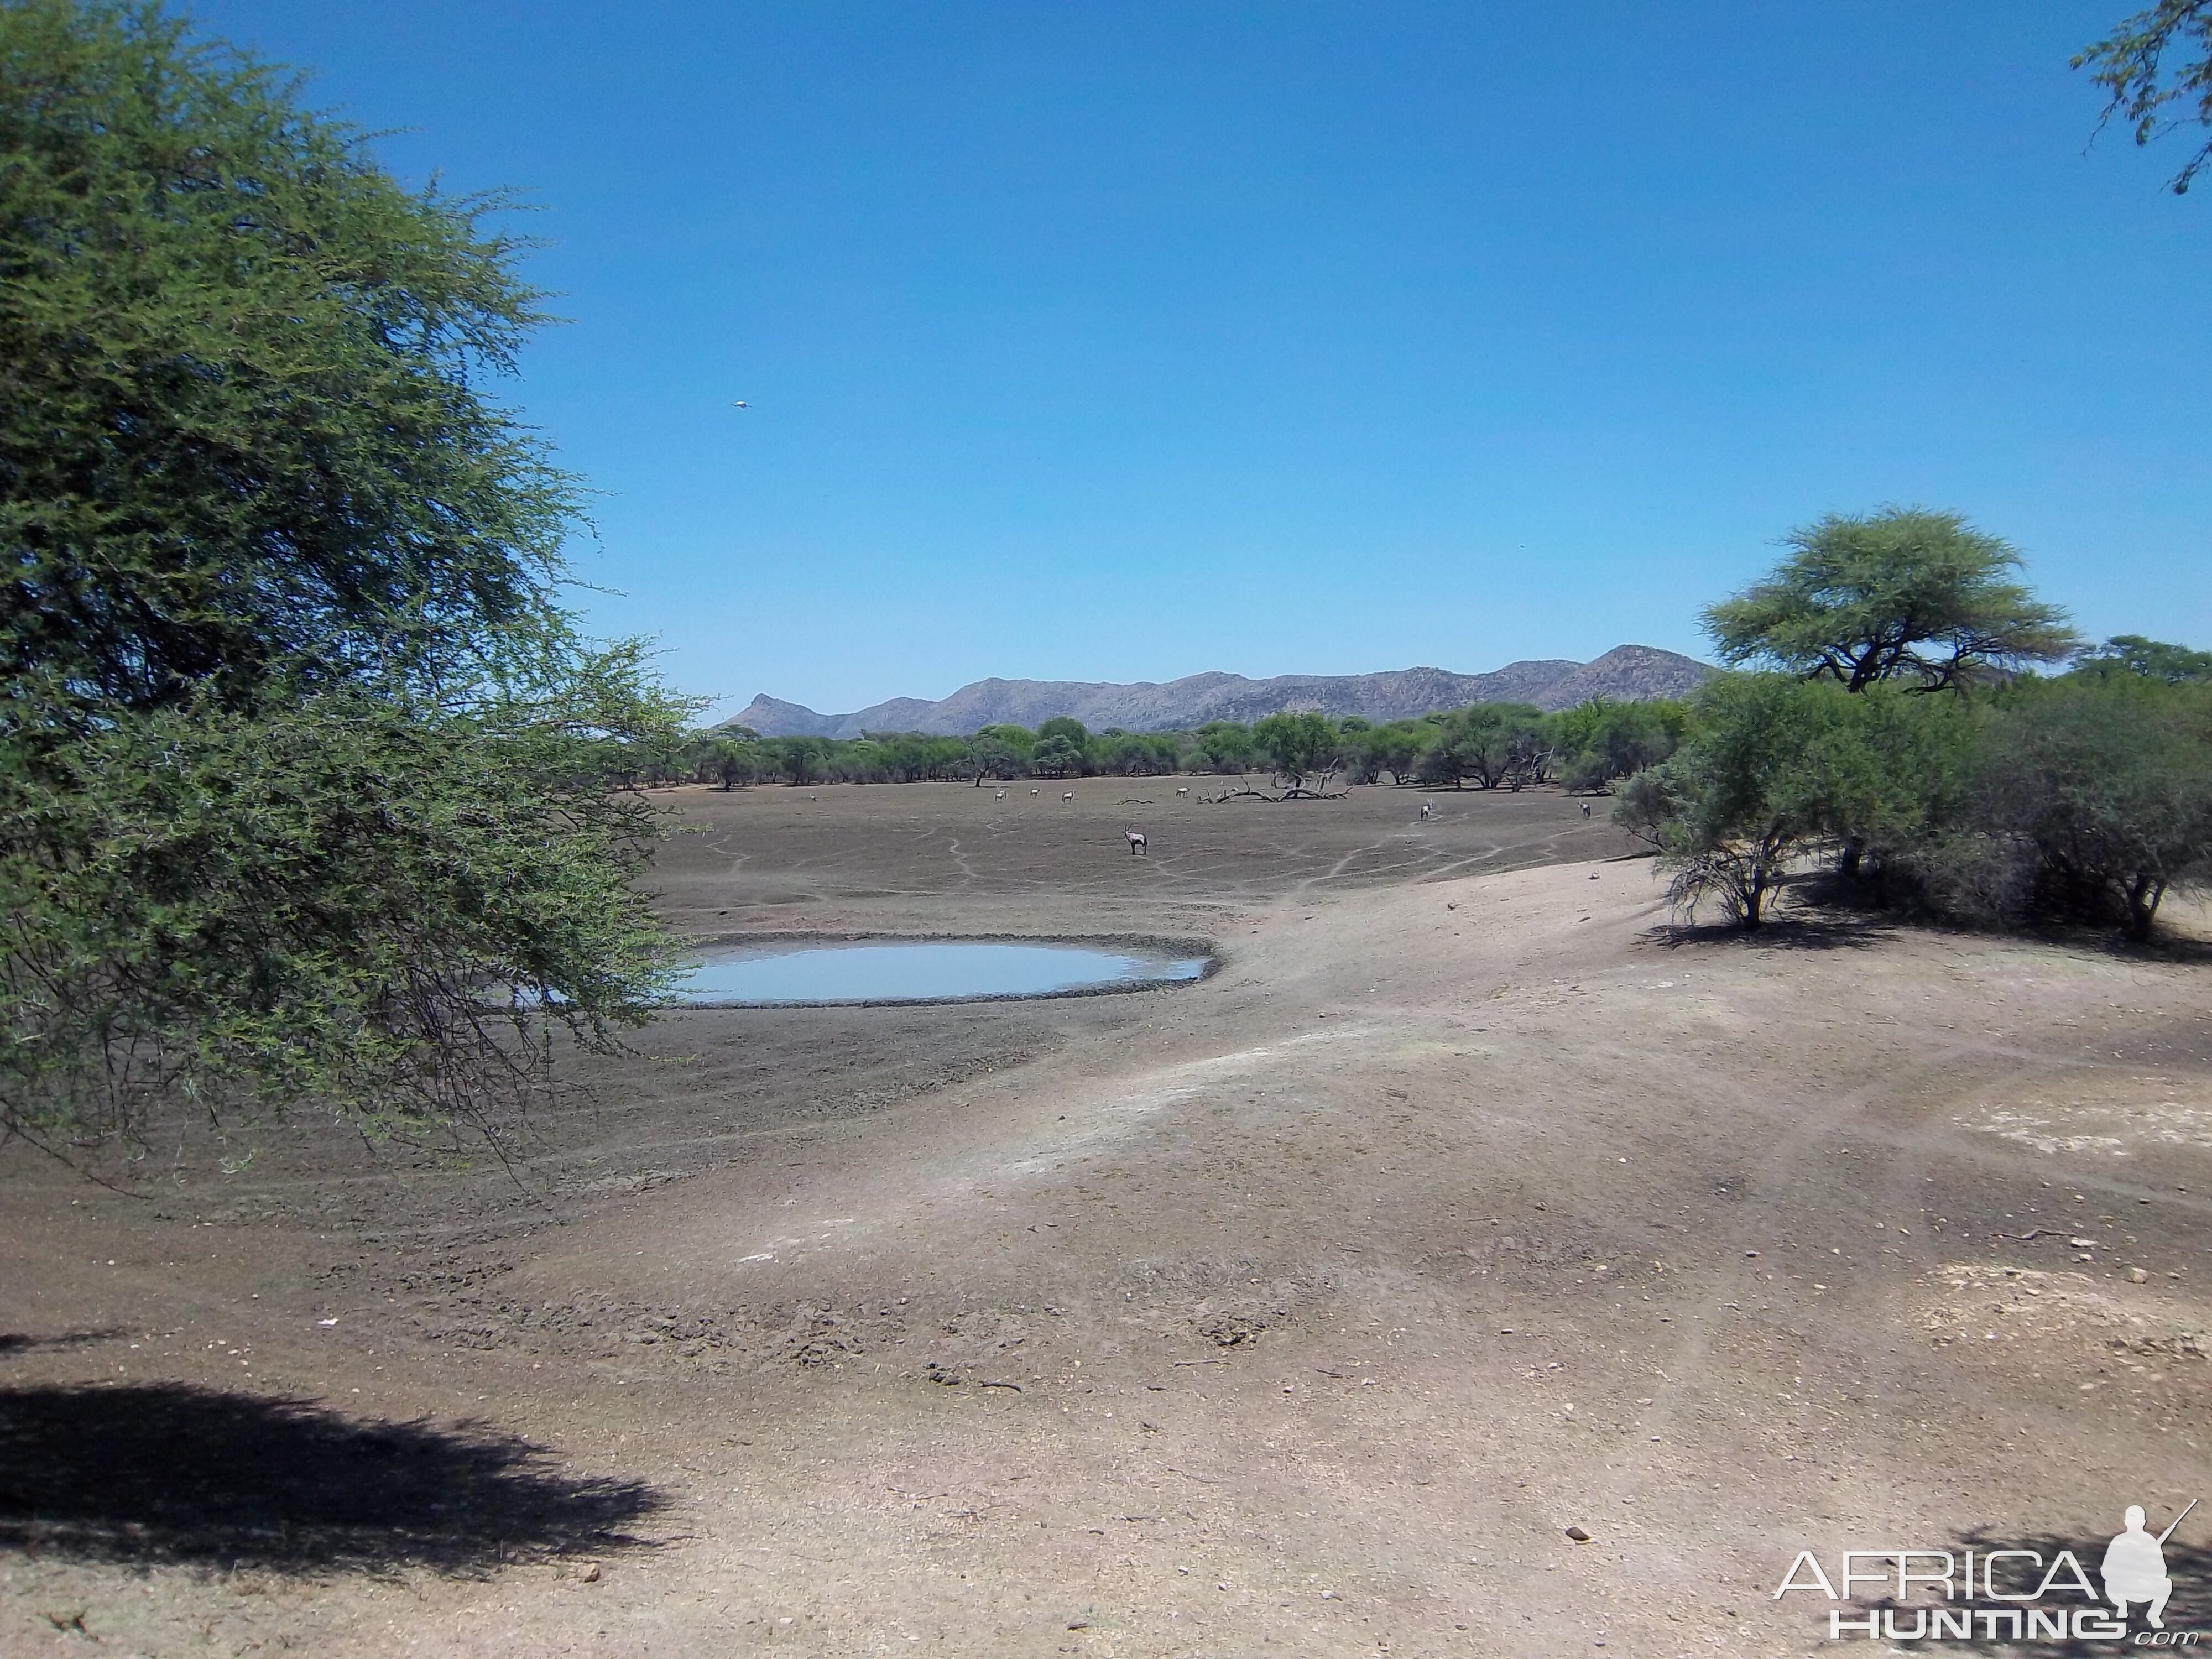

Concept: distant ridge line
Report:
left=725, top=644, right=1710, bottom=739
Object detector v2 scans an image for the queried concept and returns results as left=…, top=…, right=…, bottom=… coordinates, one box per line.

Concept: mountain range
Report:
left=725, top=644, right=1710, bottom=739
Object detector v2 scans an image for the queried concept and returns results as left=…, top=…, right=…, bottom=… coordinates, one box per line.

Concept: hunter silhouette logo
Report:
left=1776, top=1498, right=2200, bottom=1642
left=2105, top=1499, right=2194, bottom=1630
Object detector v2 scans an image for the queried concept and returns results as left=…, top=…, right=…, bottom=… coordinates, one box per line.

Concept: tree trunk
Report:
left=2125, top=874, right=2165, bottom=941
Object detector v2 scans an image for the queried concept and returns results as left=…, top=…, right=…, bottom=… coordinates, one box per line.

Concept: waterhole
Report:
left=673, top=938, right=1211, bottom=1007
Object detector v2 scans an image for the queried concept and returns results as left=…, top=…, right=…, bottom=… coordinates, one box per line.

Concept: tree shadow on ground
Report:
left=1648, top=912, right=1900, bottom=952
left=1819, top=1526, right=2212, bottom=1655
left=1795, top=869, right=2212, bottom=966
left=0, top=1383, right=665, bottom=1575
left=0, top=1331, right=123, bottom=1358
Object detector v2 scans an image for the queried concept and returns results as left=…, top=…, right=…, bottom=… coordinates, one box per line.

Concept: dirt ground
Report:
left=4, top=780, right=2211, bottom=1656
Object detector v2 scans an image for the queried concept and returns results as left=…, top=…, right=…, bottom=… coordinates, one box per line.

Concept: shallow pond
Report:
left=673, top=939, right=1209, bottom=1006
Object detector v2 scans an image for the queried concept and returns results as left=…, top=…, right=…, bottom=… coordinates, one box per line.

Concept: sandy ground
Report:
left=4, top=781, right=2211, bottom=1657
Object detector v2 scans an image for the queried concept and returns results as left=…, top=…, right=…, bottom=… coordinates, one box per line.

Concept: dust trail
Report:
left=1295, top=835, right=1411, bottom=895
left=1614, top=1045, right=1995, bottom=1501
left=695, top=831, right=752, bottom=873
left=997, top=1025, right=1384, bottom=1176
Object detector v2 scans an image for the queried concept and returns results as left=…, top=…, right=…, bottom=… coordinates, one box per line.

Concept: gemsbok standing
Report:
left=1126, top=830, right=1147, bottom=855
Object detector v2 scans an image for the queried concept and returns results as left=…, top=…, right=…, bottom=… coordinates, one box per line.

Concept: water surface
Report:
left=675, top=940, right=1208, bottom=1006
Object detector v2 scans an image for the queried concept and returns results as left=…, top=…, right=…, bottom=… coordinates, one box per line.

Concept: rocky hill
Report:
left=726, top=644, right=1710, bottom=739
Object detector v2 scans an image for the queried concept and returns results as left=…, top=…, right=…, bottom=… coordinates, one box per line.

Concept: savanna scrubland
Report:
left=7, top=4, right=2212, bottom=1656
left=7, top=781, right=2212, bottom=1657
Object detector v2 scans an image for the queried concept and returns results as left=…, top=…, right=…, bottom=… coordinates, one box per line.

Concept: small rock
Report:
left=1744, top=1250, right=1759, bottom=1259
left=2128, top=1267, right=2150, bottom=1284
left=1566, top=1525, right=1593, bottom=1542
left=578, top=1562, right=601, bottom=1583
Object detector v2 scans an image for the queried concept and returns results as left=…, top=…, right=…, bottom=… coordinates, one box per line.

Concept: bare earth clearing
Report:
left=3, top=781, right=2210, bottom=1656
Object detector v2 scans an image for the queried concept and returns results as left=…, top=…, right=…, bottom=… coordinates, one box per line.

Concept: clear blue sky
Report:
left=191, top=1, right=2208, bottom=718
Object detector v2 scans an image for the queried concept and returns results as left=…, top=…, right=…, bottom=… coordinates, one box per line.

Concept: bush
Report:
left=1960, top=677, right=2212, bottom=938
left=1632, top=667, right=2212, bottom=938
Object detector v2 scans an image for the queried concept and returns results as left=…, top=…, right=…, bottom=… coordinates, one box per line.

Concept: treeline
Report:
left=1623, top=509, right=2212, bottom=941
left=669, top=701, right=1688, bottom=794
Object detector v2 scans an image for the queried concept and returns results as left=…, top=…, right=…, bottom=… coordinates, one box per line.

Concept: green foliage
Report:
left=1035, top=716, right=1088, bottom=746
left=686, top=732, right=766, bottom=789
left=1186, top=722, right=1259, bottom=774
left=1630, top=676, right=1860, bottom=927
left=2074, top=634, right=2212, bottom=684
left=2077, top=1, right=2212, bottom=193
left=677, top=698, right=1699, bottom=804
left=1352, top=721, right=1427, bottom=785
left=966, top=733, right=1025, bottom=783
left=1089, top=731, right=1180, bottom=776
left=1251, top=711, right=1342, bottom=794
left=1416, top=703, right=1547, bottom=790
left=0, top=2, right=692, bottom=1146
left=1957, top=677, right=2212, bottom=938
left=2, top=665, right=690, bottom=1146
left=1548, top=699, right=1684, bottom=791
left=1030, top=735, right=1083, bottom=778
left=1702, top=508, right=2079, bottom=692
left=1, top=0, right=575, bottom=722
left=1628, top=666, right=2212, bottom=938
left=1663, top=510, right=2212, bottom=937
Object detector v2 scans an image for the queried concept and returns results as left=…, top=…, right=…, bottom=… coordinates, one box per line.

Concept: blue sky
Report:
left=192, top=2, right=2209, bottom=718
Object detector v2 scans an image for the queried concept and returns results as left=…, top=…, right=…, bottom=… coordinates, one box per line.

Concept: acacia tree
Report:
left=1636, top=676, right=1860, bottom=928
left=0, top=2, right=692, bottom=1154
left=1187, top=721, right=1258, bottom=774
left=966, top=734, right=1022, bottom=784
left=775, top=737, right=831, bottom=785
left=1252, top=712, right=1342, bottom=797
left=1703, top=509, right=2078, bottom=693
left=2079, top=1, right=2212, bottom=192
left=1030, top=735, right=1083, bottom=778
left=1355, top=721, right=1426, bottom=785
left=2075, top=634, right=2212, bottom=683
